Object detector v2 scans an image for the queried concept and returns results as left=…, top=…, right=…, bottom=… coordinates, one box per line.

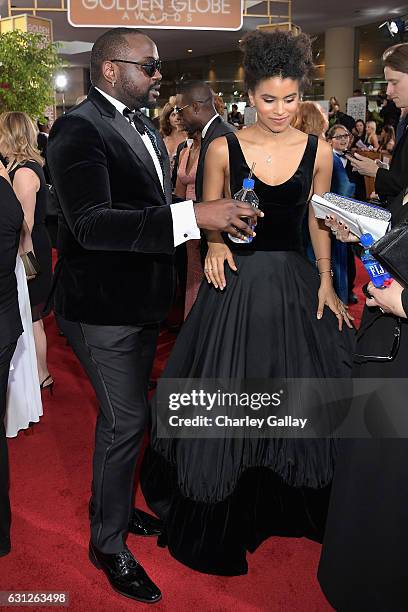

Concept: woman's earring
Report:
left=112, top=80, right=116, bottom=87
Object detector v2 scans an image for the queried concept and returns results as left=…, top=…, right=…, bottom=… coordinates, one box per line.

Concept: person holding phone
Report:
left=319, top=42, right=408, bottom=611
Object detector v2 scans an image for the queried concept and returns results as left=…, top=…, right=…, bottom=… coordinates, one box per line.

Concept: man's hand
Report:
left=366, top=280, right=406, bottom=318
left=345, top=152, right=379, bottom=178
left=194, top=199, right=264, bottom=240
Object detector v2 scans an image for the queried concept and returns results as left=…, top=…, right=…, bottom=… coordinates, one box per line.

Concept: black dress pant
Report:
left=57, top=317, right=159, bottom=554
left=0, top=341, right=17, bottom=556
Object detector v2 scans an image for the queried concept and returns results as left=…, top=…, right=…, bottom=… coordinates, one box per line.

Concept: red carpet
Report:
left=1, top=262, right=367, bottom=611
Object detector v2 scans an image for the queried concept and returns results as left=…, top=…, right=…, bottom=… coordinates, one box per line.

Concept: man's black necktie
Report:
left=123, top=107, right=164, bottom=175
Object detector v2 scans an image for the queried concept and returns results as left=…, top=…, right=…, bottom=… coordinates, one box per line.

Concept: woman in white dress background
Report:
left=5, top=254, right=42, bottom=438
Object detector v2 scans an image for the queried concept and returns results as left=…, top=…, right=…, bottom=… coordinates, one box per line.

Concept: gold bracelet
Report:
left=315, top=257, right=331, bottom=264
left=318, top=269, right=334, bottom=277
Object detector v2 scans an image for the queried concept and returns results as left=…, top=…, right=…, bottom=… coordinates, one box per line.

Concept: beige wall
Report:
left=324, top=27, right=359, bottom=109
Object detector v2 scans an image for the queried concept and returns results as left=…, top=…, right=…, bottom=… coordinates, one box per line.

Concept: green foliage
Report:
left=0, top=30, right=66, bottom=120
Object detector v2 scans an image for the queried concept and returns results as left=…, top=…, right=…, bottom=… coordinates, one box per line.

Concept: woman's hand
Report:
left=204, top=241, right=237, bottom=289
left=324, top=215, right=360, bottom=243
left=317, top=278, right=354, bottom=330
left=366, top=280, right=406, bottom=318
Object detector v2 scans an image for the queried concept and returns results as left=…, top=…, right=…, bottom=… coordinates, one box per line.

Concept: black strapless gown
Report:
left=141, top=133, right=355, bottom=575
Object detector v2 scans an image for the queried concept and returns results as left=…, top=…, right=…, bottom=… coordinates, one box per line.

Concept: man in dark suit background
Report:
left=0, top=163, right=24, bottom=558
left=46, top=28, right=261, bottom=604
left=174, top=81, right=235, bottom=263
left=174, top=80, right=234, bottom=201
left=37, top=118, right=49, bottom=157
left=37, top=118, right=51, bottom=184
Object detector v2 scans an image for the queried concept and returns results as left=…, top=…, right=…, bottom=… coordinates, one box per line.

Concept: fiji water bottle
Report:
left=228, top=177, right=260, bottom=244
left=360, top=233, right=393, bottom=288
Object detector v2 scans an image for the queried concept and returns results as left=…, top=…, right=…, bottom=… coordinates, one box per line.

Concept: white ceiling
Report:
left=1, top=0, right=408, bottom=64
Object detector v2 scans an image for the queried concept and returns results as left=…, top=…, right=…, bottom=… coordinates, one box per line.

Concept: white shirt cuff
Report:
left=170, top=200, right=201, bottom=247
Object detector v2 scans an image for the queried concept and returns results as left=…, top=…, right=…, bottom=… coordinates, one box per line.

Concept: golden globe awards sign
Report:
left=68, top=0, right=243, bottom=30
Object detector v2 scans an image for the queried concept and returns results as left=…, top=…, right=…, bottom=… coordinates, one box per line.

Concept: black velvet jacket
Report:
left=47, top=87, right=175, bottom=325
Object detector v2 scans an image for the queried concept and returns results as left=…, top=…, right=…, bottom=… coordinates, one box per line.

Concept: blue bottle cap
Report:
left=243, top=178, right=255, bottom=189
left=360, top=233, right=374, bottom=248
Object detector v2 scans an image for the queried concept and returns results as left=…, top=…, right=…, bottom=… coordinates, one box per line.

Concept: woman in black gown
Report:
left=319, top=43, right=408, bottom=612
left=141, top=30, right=354, bottom=576
left=0, top=112, right=53, bottom=391
left=0, top=159, right=24, bottom=556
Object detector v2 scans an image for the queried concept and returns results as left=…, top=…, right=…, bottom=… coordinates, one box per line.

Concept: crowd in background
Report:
left=155, top=85, right=404, bottom=315
left=1, top=25, right=408, bottom=612
left=1, top=77, right=405, bottom=430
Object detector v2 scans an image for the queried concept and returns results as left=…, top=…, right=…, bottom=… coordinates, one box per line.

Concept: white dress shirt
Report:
left=95, top=87, right=200, bottom=247
left=201, top=113, right=219, bottom=139
left=334, top=150, right=347, bottom=168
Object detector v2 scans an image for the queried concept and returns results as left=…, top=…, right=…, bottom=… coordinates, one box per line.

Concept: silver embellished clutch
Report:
left=311, top=192, right=391, bottom=241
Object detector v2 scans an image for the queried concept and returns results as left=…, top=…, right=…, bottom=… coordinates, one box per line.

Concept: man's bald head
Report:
left=175, top=80, right=217, bottom=132
left=177, top=81, right=214, bottom=108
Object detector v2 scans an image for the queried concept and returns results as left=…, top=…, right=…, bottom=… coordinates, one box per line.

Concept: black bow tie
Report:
left=123, top=107, right=146, bottom=135
left=123, top=107, right=164, bottom=174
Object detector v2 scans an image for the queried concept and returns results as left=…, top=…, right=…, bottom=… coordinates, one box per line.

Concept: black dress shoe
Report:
left=89, top=542, right=162, bottom=604
left=128, top=508, right=163, bottom=537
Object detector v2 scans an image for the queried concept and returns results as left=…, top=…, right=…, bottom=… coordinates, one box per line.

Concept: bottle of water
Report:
left=360, top=233, right=392, bottom=288
left=228, top=177, right=260, bottom=244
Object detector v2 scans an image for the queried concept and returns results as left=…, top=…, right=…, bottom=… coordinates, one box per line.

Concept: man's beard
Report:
left=124, top=81, right=159, bottom=109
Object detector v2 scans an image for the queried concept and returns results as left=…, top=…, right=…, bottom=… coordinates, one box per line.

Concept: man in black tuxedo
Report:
left=0, top=163, right=24, bottom=558
left=173, top=80, right=234, bottom=202
left=46, top=28, right=261, bottom=604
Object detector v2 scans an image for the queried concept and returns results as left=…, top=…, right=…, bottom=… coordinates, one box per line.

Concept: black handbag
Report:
left=370, top=219, right=408, bottom=289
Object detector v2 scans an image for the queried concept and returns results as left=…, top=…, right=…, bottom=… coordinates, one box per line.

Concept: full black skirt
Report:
left=142, top=250, right=355, bottom=575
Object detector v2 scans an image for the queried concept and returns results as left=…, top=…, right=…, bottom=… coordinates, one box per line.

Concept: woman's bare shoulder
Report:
left=315, top=136, right=332, bottom=159
left=207, top=135, right=229, bottom=157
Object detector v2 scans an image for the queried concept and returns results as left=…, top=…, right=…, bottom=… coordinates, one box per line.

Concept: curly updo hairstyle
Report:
left=240, top=29, right=314, bottom=93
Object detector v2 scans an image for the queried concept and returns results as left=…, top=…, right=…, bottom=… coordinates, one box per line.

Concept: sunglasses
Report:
left=110, top=58, right=162, bottom=78
left=173, top=95, right=213, bottom=114
left=173, top=103, right=190, bottom=114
